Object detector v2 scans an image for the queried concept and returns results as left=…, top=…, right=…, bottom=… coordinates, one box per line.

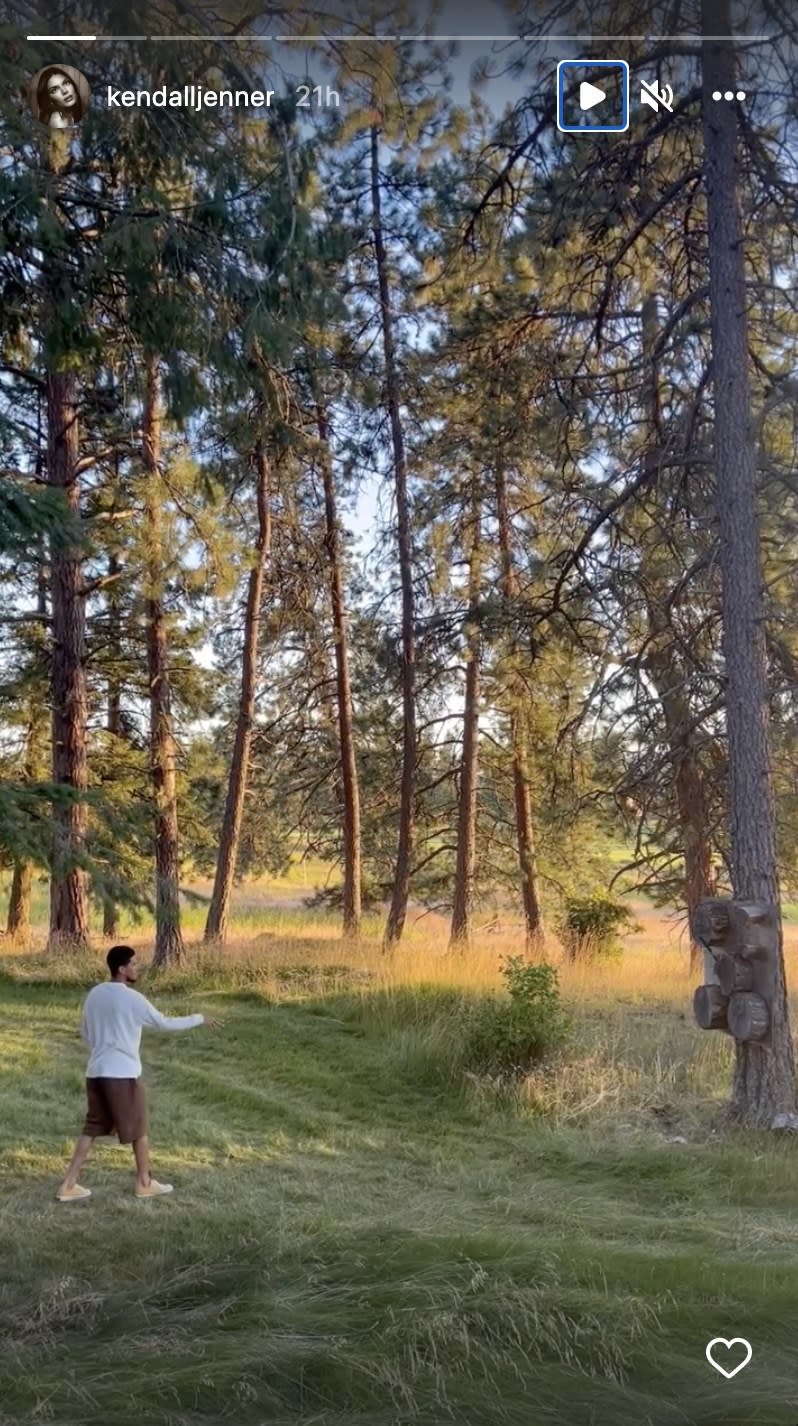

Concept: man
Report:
left=57, top=944, right=220, bottom=1202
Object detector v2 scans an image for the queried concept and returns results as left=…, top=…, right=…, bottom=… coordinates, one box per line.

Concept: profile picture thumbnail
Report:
left=29, top=65, right=90, bottom=129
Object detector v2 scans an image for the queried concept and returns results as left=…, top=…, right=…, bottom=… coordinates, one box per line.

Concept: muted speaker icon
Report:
left=641, top=78, right=674, bottom=113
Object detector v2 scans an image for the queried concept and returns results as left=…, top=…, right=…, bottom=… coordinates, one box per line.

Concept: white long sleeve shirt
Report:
left=81, top=981, right=204, bottom=1078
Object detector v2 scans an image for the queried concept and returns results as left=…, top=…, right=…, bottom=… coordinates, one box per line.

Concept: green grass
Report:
left=3, top=967, right=798, bottom=1425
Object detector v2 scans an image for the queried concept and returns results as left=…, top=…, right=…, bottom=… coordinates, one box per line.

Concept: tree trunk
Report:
left=7, top=860, right=33, bottom=943
left=703, top=0, right=795, bottom=1120
left=317, top=404, right=362, bottom=939
left=494, top=450, right=545, bottom=953
left=645, top=644, right=715, bottom=967
left=47, top=372, right=90, bottom=950
left=143, top=360, right=184, bottom=967
left=204, top=441, right=273, bottom=945
left=640, top=292, right=714, bottom=968
left=8, top=713, right=48, bottom=941
left=103, top=553, right=123, bottom=940
left=511, top=717, right=545, bottom=951
left=449, top=488, right=482, bottom=948
left=9, top=559, right=50, bottom=944
left=370, top=123, right=417, bottom=950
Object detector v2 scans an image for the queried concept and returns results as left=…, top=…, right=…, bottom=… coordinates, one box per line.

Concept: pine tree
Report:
left=702, top=0, right=795, bottom=1119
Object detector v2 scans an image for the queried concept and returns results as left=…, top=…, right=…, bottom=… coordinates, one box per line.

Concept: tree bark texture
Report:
left=703, top=0, right=795, bottom=1119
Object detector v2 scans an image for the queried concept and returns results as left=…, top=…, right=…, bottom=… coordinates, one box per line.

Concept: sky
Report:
left=342, top=9, right=531, bottom=558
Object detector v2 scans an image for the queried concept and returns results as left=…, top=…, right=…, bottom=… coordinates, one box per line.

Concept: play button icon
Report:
left=580, top=80, right=606, bottom=111
left=557, top=60, right=630, bottom=133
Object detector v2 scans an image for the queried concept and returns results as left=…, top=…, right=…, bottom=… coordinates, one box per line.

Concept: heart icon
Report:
left=705, top=1337, right=753, bottom=1379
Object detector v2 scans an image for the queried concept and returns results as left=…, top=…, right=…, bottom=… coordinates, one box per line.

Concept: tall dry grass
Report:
left=5, top=896, right=798, bottom=1027
left=0, top=909, right=689, bottom=999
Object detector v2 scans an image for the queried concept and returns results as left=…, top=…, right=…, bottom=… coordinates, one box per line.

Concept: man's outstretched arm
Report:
left=135, top=994, right=208, bottom=1032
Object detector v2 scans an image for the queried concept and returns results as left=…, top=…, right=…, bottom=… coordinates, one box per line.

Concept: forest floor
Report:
left=2, top=901, right=798, bottom=1424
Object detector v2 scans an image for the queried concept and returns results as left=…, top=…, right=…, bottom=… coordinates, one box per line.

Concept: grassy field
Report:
left=2, top=903, right=798, bottom=1425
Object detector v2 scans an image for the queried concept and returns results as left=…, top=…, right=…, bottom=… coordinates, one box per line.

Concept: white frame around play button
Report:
left=556, top=59, right=630, bottom=133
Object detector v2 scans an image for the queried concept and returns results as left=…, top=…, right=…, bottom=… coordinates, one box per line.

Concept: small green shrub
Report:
left=462, top=957, right=570, bottom=1075
left=558, top=893, right=636, bottom=961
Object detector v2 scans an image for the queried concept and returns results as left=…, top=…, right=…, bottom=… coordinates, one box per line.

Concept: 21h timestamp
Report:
left=296, top=83, right=340, bottom=108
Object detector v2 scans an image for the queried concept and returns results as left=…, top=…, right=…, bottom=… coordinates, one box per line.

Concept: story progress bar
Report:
left=26, top=33, right=772, bottom=42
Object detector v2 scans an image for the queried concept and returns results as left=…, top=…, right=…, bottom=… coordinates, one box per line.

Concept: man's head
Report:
left=107, top=945, right=138, bottom=983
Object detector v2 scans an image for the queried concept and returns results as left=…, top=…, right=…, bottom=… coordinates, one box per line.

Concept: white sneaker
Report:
left=56, top=1184, right=91, bottom=1202
left=135, top=1178, right=174, bottom=1198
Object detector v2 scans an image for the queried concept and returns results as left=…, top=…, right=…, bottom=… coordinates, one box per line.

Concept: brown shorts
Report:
left=83, top=1078, right=148, bottom=1145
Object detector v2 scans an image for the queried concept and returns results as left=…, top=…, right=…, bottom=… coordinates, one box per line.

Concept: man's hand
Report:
left=203, top=1016, right=223, bottom=1029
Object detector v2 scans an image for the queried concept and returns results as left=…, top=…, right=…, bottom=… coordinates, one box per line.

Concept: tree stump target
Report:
left=691, top=898, right=779, bottom=1047
left=727, top=991, right=769, bottom=1042
left=716, top=953, right=754, bottom=996
left=693, top=983, right=729, bottom=1031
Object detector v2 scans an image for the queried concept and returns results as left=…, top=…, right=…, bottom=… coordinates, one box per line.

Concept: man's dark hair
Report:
left=107, top=945, right=136, bottom=977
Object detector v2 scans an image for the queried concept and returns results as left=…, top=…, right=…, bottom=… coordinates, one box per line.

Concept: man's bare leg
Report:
left=133, top=1134, right=151, bottom=1190
left=58, top=1134, right=94, bottom=1194
left=133, top=1135, right=173, bottom=1196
